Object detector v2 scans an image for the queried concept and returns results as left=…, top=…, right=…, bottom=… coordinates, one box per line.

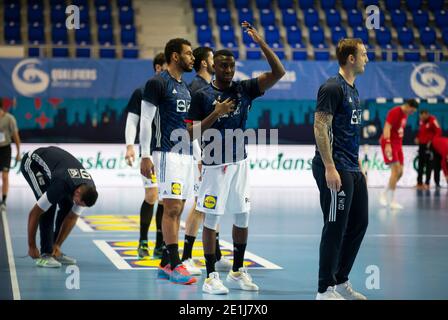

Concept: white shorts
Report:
left=141, top=173, right=158, bottom=189
left=196, top=159, right=250, bottom=216
left=193, top=163, right=201, bottom=198
left=153, top=151, right=194, bottom=201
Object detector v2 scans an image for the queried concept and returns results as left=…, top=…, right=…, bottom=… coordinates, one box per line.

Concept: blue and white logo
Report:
left=12, top=59, right=50, bottom=97
left=410, top=63, right=446, bottom=98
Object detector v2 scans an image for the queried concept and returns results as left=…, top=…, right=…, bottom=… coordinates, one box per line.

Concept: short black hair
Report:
left=153, top=52, right=166, bottom=71
left=193, top=47, right=213, bottom=72
left=405, top=98, right=419, bottom=109
left=81, top=185, right=98, bottom=207
left=0, top=99, right=3, bottom=110
left=214, top=49, right=234, bottom=60
left=164, top=38, right=192, bottom=64
left=420, top=109, right=429, bottom=115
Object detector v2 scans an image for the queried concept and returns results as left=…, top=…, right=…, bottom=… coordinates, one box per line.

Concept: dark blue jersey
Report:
left=186, top=79, right=263, bottom=165
left=189, top=75, right=209, bottom=95
left=314, top=73, right=362, bottom=172
left=142, top=70, right=191, bottom=154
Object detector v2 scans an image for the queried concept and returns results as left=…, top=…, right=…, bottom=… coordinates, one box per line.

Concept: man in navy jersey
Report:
left=124, top=52, right=167, bottom=260
left=139, top=38, right=196, bottom=285
left=312, top=38, right=369, bottom=300
left=186, top=21, right=285, bottom=295
left=181, top=46, right=233, bottom=275
left=21, top=146, right=98, bottom=268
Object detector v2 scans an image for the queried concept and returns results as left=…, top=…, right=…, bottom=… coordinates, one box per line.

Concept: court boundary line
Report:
left=1, top=211, right=21, bottom=300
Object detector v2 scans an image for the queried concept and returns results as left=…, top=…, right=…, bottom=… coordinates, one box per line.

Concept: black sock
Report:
left=155, top=204, right=164, bottom=248
left=215, top=232, right=222, bottom=261
left=233, top=243, right=247, bottom=272
left=139, top=201, right=154, bottom=242
left=160, top=242, right=169, bottom=267
left=166, top=244, right=182, bottom=270
left=205, top=254, right=217, bottom=277
left=181, top=235, right=196, bottom=261
left=2, top=195, right=6, bottom=203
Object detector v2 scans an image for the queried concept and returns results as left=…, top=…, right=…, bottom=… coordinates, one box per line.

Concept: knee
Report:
left=2, top=171, right=8, bottom=182
left=204, top=213, right=220, bottom=231
left=144, top=189, right=157, bottom=205
left=164, top=204, right=183, bottom=218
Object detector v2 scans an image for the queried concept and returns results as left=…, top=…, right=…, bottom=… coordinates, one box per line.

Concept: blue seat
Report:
left=376, top=27, right=391, bottom=46
left=219, top=25, right=235, bottom=44
left=286, top=25, right=302, bottom=45
left=119, top=6, right=134, bottom=25
left=197, top=25, right=213, bottom=43
left=223, top=41, right=239, bottom=59
left=443, top=28, right=448, bottom=46
left=385, top=0, right=401, bottom=10
left=292, top=43, right=307, bottom=60
left=4, top=3, right=20, bottom=23
left=212, top=0, right=228, bottom=8
left=299, top=0, right=314, bottom=10
left=406, top=0, right=422, bottom=11
left=117, top=0, right=132, bottom=7
left=4, top=22, right=21, bottom=43
left=191, top=0, right=206, bottom=8
left=199, top=40, right=215, bottom=48
left=347, top=9, right=363, bottom=28
left=321, top=0, right=336, bottom=10
left=28, top=5, right=44, bottom=23
left=403, top=44, right=420, bottom=61
left=256, top=0, right=271, bottom=9
left=28, top=23, right=44, bottom=42
left=271, top=42, right=285, bottom=60
left=397, top=27, right=413, bottom=46
left=435, top=10, right=448, bottom=29
left=365, top=44, right=375, bottom=61
left=363, top=0, right=379, bottom=6
left=353, top=26, right=369, bottom=44
left=390, top=9, right=406, bottom=28
left=29, top=0, right=43, bottom=6
left=50, top=0, right=66, bottom=5
left=278, top=0, right=293, bottom=9
left=381, top=44, right=398, bottom=61
left=304, top=9, right=319, bottom=27
left=79, top=7, right=89, bottom=23
left=282, top=9, right=297, bottom=27
left=95, top=0, right=109, bottom=6
left=326, top=9, right=341, bottom=27
left=194, top=8, right=209, bottom=26
left=420, top=27, right=436, bottom=46
left=413, top=10, right=429, bottom=29
left=216, top=8, right=231, bottom=26
left=98, top=25, right=114, bottom=44
left=426, top=44, right=443, bottom=62
left=342, top=0, right=357, bottom=10
left=309, top=25, right=324, bottom=46
left=52, top=23, right=68, bottom=43
left=99, top=44, right=116, bottom=58
left=75, top=25, right=91, bottom=43
left=331, top=26, right=347, bottom=44
left=265, top=25, right=280, bottom=44
left=51, top=5, right=66, bottom=23
left=123, top=43, right=139, bottom=58
left=246, top=43, right=261, bottom=59
left=72, top=0, right=88, bottom=5
left=314, top=44, right=330, bottom=60
left=242, top=29, right=254, bottom=44
left=52, top=40, right=69, bottom=58
left=260, top=9, right=275, bottom=26
left=234, top=0, right=250, bottom=9
left=28, top=44, right=41, bottom=57
left=429, top=0, right=444, bottom=11
left=97, top=6, right=112, bottom=25
left=121, top=25, right=136, bottom=44
left=238, top=8, right=253, bottom=24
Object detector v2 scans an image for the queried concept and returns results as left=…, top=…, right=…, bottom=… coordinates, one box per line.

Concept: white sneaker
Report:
left=215, top=256, right=232, bottom=272
left=390, top=201, right=403, bottom=210
left=55, top=253, right=77, bottom=265
left=202, top=272, right=229, bottom=295
left=379, top=192, right=388, bottom=206
left=182, top=258, right=202, bottom=276
left=35, top=254, right=62, bottom=268
left=315, top=286, right=345, bottom=300
left=226, top=267, right=259, bottom=291
left=335, top=281, right=367, bottom=300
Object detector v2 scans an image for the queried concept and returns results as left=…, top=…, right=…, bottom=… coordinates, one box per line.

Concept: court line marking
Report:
left=1, top=211, right=21, bottom=300
left=93, top=240, right=132, bottom=270
left=76, top=217, right=94, bottom=232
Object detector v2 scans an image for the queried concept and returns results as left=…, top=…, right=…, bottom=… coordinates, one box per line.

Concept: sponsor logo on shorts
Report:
left=171, top=182, right=182, bottom=195
left=204, top=195, right=217, bottom=209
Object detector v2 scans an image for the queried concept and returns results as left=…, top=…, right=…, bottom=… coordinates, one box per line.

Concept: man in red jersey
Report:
left=431, top=136, right=448, bottom=186
left=415, top=110, right=442, bottom=190
left=379, top=99, right=418, bottom=209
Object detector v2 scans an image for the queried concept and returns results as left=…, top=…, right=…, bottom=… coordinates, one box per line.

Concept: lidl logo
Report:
left=171, top=182, right=182, bottom=195
left=204, top=195, right=217, bottom=209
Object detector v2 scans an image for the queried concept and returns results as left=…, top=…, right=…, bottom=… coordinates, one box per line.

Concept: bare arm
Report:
left=242, top=21, right=286, bottom=92
left=54, top=212, right=78, bottom=249
left=12, top=130, right=21, bottom=161
left=28, top=204, right=44, bottom=258
left=314, top=112, right=335, bottom=168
